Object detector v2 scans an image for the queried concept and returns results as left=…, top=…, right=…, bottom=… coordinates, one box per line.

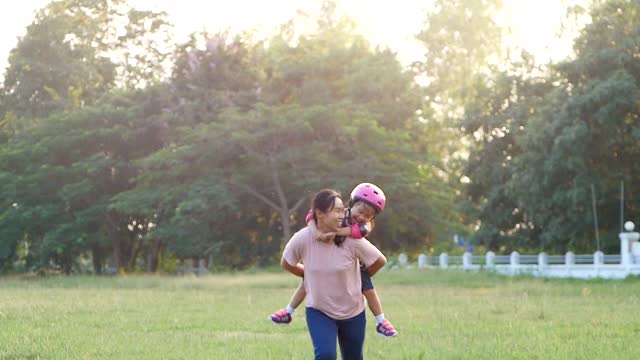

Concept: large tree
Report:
left=514, top=0, right=640, bottom=253
left=0, top=0, right=171, bottom=132
left=0, top=88, right=170, bottom=273
left=460, top=0, right=640, bottom=253
left=1, top=0, right=469, bottom=273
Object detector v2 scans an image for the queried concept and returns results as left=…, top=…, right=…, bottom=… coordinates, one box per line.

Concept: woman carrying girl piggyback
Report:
left=271, top=183, right=398, bottom=338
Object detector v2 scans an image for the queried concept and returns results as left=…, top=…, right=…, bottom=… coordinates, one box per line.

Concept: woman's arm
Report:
left=356, top=238, right=386, bottom=276
left=281, top=258, right=305, bottom=277
left=365, top=255, right=387, bottom=276
left=281, top=229, right=306, bottom=276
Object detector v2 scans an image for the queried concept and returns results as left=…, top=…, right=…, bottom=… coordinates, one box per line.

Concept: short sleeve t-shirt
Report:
left=282, top=226, right=383, bottom=320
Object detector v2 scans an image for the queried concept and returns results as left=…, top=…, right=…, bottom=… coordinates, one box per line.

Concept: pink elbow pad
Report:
left=305, top=210, right=313, bottom=223
left=351, top=223, right=370, bottom=238
left=351, top=223, right=363, bottom=238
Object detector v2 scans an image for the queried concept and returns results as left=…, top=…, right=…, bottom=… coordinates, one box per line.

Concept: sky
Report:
left=0, top=0, right=586, bottom=80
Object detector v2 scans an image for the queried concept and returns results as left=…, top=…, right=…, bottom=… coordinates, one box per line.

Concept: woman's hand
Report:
left=366, top=255, right=387, bottom=276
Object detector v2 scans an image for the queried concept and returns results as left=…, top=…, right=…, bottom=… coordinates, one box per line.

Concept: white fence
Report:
left=411, top=251, right=640, bottom=279
left=404, top=223, right=640, bottom=279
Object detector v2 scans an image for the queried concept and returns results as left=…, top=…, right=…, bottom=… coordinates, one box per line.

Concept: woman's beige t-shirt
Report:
left=282, top=226, right=383, bottom=320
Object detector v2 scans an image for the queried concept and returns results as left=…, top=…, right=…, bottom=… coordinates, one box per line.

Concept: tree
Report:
left=108, top=31, right=263, bottom=269
left=459, top=0, right=640, bottom=253
left=0, top=0, right=171, bottom=129
left=416, top=0, right=504, bottom=115
left=459, top=55, right=555, bottom=251
left=0, top=87, right=171, bottom=273
left=513, top=0, right=640, bottom=252
left=0, top=0, right=469, bottom=272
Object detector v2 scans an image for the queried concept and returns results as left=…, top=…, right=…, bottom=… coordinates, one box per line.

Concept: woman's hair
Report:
left=311, top=189, right=346, bottom=247
left=311, top=189, right=342, bottom=222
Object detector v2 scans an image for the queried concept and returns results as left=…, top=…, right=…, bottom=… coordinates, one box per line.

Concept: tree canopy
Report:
left=1, top=0, right=637, bottom=274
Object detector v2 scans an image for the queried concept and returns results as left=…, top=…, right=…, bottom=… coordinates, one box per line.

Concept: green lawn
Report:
left=1, top=270, right=639, bottom=359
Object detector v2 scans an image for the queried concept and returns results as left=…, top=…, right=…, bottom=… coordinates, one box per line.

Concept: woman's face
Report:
left=317, top=197, right=345, bottom=231
left=350, top=201, right=376, bottom=224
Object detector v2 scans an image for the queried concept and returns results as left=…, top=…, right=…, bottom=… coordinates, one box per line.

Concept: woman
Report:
left=281, top=189, right=387, bottom=360
left=271, top=183, right=398, bottom=337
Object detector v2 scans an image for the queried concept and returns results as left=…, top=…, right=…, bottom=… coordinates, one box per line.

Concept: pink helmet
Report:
left=350, top=183, right=386, bottom=213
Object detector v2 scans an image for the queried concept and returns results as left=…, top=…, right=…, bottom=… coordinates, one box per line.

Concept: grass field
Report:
left=1, top=269, right=640, bottom=359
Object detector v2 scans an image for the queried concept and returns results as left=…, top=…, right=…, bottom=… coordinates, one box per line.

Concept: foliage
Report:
left=460, top=0, right=640, bottom=253
left=2, top=0, right=638, bottom=272
left=0, top=0, right=171, bottom=131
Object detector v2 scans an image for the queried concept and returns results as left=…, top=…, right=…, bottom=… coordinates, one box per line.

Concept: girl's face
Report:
left=350, top=201, right=376, bottom=224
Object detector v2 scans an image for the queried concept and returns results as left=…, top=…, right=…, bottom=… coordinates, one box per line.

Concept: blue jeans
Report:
left=306, top=307, right=366, bottom=360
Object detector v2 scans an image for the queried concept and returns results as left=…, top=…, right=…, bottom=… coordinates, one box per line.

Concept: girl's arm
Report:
left=307, top=216, right=336, bottom=241
left=338, top=219, right=375, bottom=239
left=347, top=222, right=372, bottom=239
left=335, top=226, right=353, bottom=237
left=306, top=210, right=337, bottom=241
left=318, top=222, right=372, bottom=239
left=304, top=210, right=374, bottom=240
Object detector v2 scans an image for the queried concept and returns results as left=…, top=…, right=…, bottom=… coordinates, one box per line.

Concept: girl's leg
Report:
left=359, top=264, right=382, bottom=316
left=336, top=310, right=366, bottom=360
left=360, top=265, right=398, bottom=337
left=288, top=281, right=306, bottom=309
left=306, top=307, right=338, bottom=360
left=270, top=281, right=306, bottom=323
left=362, top=288, right=383, bottom=316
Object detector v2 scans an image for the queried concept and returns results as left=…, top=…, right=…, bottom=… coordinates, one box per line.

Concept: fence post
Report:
left=565, top=252, right=575, bottom=266
left=620, top=221, right=640, bottom=270
left=439, top=253, right=448, bottom=269
left=486, top=251, right=495, bottom=269
left=538, top=252, right=547, bottom=275
left=565, top=251, right=575, bottom=275
left=594, top=250, right=603, bottom=277
left=418, top=254, right=428, bottom=269
left=510, top=251, right=520, bottom=274
left=593, top=251, right=603, bottom=266
left=463, top=252, right=472, bottom=269
left=198, top=259, right=207, bottom=275
left=398, top=253, right=408, bottom=268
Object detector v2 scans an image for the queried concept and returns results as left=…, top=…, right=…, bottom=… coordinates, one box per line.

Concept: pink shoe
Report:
left=269, top=308, right=292, bottom=324
left=376, top=320, right=398, bottom=337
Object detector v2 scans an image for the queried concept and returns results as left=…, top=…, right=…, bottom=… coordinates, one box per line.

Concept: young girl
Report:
left=270, top=183, right=398, bottom=337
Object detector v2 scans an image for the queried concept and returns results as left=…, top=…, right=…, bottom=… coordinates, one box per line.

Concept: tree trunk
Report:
left=61, top=252, right=73, bottom=275
left=148, top=238, right=162, bottom=273
left=128, top=236, right=141, bottom=271
left=91, top=244, right=103, bottom=275
left=105, top=212, right=127, bottom=275
left=280, top=209, right=292, bottom=248
left=112, top=236, right=125, bottom=274
left=234, top=154, right=308, bottom=249
left=267, top=154, right=307, bottom=248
